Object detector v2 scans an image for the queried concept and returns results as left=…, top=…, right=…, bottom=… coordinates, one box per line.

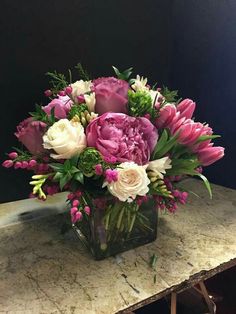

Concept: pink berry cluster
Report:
left=44, top=86, right=73, bottom=98
left=67, top=190, right=91, bottom=224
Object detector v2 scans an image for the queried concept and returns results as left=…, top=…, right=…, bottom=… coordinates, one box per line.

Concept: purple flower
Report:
left=86, top=113, right=158, bottom=165
left=93, top=77, right=129, bottom=114
left=105, top=169, right=118, bottom=183
left=15, top=117, right=47, bottom=155
left=42, top=95, right=73, bottom=119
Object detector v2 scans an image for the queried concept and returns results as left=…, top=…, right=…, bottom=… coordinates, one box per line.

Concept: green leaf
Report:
left=70, top=166, right=79, bottom=174
left=53, top=172, right=63, bottom=181
left=49, top=163, right=64, bottom=171
left=59, top=172, right=72, bottom=190
left=166, top=158, right=200, bottom=176
left=153, top=133, right=179, bottom=159
left=161, top=86, right=178, bottom=103
left=112, top=66, right=133, bottom=81
left=75, top=63, right=90, bottom=81
left=194, top=172, right=212, bottom=199
left=74, top=171, right=84, bottom=184
left=64, top=160, right=71, bottom=172
left=152, top=129, right=168, bottom=158
left=70, top=154, right=80, bottom=166
left=196, top=135, right=221, bottom=143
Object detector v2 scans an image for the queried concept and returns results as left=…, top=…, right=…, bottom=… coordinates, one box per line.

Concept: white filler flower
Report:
left=107, top=162, right=150, bottom=202
left=71, top=80, right=96, bottom=112
left=147, top=157, right=172, bottom=179
left=43, top=119, right=86, bottom=159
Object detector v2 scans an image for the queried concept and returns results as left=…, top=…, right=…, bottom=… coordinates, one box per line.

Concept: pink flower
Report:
left=197, top=146, right=225, bottom=166
left=155, top=104, right=177, bottom=129
left=86, top=113, right=158, bottom=165
left=2, top=160, right=14, bottom=168
left=95, top=164, right=103, bottom=175
left=15, top=118, right=47, bottom=155
left=8, top=152, right=18, bottom=159
left=177, top=99, right=196, bottom=119
left=93, top=77, right=129, bottom=114
left=105, top=169, right=118, bottom=183
left=84, top=206, right=91, bottom=215
left=42, top=95, right=73, bottom=119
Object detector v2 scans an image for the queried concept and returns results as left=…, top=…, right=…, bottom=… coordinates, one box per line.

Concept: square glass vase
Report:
left=72, top=195, right=158, bottom=260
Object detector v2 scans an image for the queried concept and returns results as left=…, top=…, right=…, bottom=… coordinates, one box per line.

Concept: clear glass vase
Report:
left=72, top=194, right=158, bottom=260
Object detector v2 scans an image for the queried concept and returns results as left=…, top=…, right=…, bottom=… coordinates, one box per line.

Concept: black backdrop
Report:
left=1, top=0, right=235, bottom=203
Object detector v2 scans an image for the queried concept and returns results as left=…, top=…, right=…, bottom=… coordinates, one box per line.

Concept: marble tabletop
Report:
left=0, top=179, right=236, bottom=314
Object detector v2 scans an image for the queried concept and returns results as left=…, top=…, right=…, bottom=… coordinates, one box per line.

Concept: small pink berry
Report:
left=8, top=152, right=18, bottom=159
left=95, top=164, right=103, bottom=175
left=72, top=199, right=80, bottom=207
left=84, top=206, right=91, bottom=215
left=65, top=86, right=72, bottom=94
left=2, top=160, right=14, bottom=168
left=75, top=190, right=82, bottom=197
left=58, top=90, right=66, bottom=96
left=44, top=89, right=52, bottom=97
left=77, top=95, right=85, bottom=104
left=157, top=87, right=161, bottom=92
left=21, top=161, right=29, bottom=169
left=28, top=159, right=37, bottom=168
left=70, top=207, right=78, bottom=215
left=14, top=161, right=22, bottom=169
left=67, top=193, right=75, bottom=200
left=75, top=211, right=83, bottom=221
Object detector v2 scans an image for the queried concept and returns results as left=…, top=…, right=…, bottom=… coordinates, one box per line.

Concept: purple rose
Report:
left=15, top=117, right=47, bottom=155
left=86, top=113, right=158, bottom=165
left=42, top=95, right=73, bottom=119
left=93, top=77, right=129, bottom=114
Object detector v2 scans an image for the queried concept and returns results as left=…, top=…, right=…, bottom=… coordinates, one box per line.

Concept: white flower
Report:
left=147, top=157, right=172, bottom=179
left=149, top=90, right=162, bottom=105
left=71, top=80, right=93, bottom=99
left=131, top=75, right=148, bottom=92
left=106, top=162, right=150, bottom=202
left=43, top=119, right=86, bottom=159
left=84, top=92, right=96, bottom=112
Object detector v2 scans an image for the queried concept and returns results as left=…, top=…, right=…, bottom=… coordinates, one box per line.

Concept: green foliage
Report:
left=78, top=148, right=103, bottom=177
left=46, top=70, right=69, bottom=96
left=112, top=66, right=133, bottom=81
left=151, top=129, right=179, bottom=159
left=161, top=86, right=179, bottom=103
left=127, top=90, right=153, bottom=117
left=196, top=134, right=221, bottom=142
left=49, top=155, right=84, bottom=190
left=29, top=104, right=56, bottom=125
left=166, top=157, right=200, bottom=176
left=68, top=104, right=89, bottom=119
left=75, top=63, right=90, bottom=81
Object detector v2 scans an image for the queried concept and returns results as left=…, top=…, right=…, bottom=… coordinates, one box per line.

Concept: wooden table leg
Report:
left=198, top=281, right=215, bottom=314
left=171, top=292, right=177, bottom=314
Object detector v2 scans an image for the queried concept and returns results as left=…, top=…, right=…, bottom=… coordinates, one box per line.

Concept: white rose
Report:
left=43, top=119, right=86, bottom=159
left=71, top=80, right=93, bottom=99
left=147, top=157, right=172, bottom=179
left=106, top=162, right=150, bottom=202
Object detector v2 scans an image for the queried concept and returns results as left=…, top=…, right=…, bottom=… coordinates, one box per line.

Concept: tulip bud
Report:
left=2, top=160, right=14, bottom=168
left=177, top=99, right=196, bottom=119
left=198, top=146, right=225, bottom=166
left=8, top=152, right=18, bottom=159
left=155, top=104, right=177, bottom=129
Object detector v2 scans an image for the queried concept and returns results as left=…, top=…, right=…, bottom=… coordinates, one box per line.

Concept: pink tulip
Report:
left=174, top=121, right=203, bottom=146
left=155, top=104, right=177, bottom=129
left=177, top=99, right=196, bottom=119
left=198, top=146, right=225, bottom=166
left=2, top=160, right=14, bottom=168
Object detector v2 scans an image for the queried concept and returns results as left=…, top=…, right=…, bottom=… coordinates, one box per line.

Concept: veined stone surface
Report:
left=0, top=179, right=236, bottom=313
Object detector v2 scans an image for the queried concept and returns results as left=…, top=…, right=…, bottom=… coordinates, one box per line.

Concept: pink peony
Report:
left=15, top=117, right=47, bottom=155
left=42, top=95, right=73, bottom=119
left=93, top=77, right=129, bottom=114
left=86, top=113, right=158, bottom=165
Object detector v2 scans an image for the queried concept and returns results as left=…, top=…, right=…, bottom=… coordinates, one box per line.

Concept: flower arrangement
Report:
left=3, top=64, right=224, bottom=259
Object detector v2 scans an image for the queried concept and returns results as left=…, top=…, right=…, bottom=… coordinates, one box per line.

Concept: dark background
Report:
left=1, top=0, right=235, bottom=203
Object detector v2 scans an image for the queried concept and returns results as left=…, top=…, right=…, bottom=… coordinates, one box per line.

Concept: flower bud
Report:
left=65, top=86, right=72, bottom=94
left=44, top=89, right=52, bottom=97
left=2, top=160, right=14, bottom=168
left=8, top=152, right=18, bottom=159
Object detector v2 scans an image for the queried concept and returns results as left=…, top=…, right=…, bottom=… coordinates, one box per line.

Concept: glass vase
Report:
left=72, top=194, right=158, bottom=260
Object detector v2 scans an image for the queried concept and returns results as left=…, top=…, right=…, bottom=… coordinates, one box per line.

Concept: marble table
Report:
left=0, top=179, right=236, bottom=314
